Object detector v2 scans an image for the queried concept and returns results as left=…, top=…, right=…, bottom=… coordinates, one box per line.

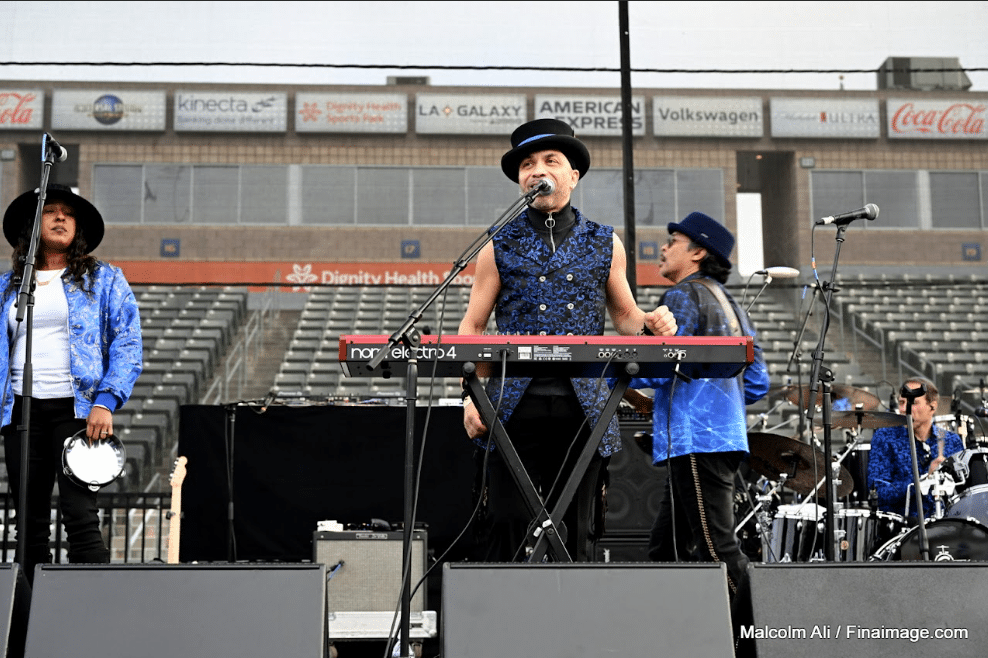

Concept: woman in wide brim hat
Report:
left=0, top=184, right=142, bottom=582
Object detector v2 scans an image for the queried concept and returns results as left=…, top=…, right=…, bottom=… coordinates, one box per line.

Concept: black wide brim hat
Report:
left=500, top=118, right=591, bottom=183
left=668, top=211, right=735, bottom=268
left=3, top=183, right=104, bottom=251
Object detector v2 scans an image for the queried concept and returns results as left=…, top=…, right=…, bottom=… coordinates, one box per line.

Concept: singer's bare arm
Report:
left=458, top=242, right=499, bottom=336
left=606, top=234, right=677, bottom=336
left=459, top=243, right=499, bottom=439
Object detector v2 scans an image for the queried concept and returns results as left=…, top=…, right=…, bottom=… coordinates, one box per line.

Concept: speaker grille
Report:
left=315, top=530, right=426, bottom=612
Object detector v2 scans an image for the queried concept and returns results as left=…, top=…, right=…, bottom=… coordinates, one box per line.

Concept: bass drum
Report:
left=62, top=429, right=126, bottom=492
left=871, top=517, right=988, bottom=562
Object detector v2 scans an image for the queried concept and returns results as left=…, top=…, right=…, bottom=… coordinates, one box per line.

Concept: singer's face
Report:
left=659, top=232, right=704, bottom=283
left=518, top=149, right=579, bottom=213
left=40, top=201, right=77, bottom=255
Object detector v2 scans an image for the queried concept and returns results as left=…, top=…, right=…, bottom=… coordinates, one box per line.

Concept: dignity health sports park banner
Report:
left=296, top=92, right=407, bottom=133
left=116, top=260, right=672, bottom=289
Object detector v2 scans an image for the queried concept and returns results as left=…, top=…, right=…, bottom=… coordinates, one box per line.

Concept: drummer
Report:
left=867, top=378, right=963, bottom=519
left=0, top=184, right=142, bottom=581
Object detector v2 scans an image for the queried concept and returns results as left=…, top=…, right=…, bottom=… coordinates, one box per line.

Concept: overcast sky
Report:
left=2, top=1, right=987, bottom=91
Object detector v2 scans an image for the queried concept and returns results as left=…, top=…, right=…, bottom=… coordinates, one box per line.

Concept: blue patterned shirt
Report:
left=868, top=424, right=964, bottom=518
left=630, top=273, right=769, bottom=463
left=0, top=263, right=143, bottom=426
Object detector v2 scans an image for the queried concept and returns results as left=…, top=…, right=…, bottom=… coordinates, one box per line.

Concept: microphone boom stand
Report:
left=12, top=136, right=61, bottom=572
left=803, top=224, right=850, bottom=562
left=364, top=186, right=545, bottom=658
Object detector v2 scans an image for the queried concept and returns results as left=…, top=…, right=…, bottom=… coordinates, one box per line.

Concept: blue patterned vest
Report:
left=485, top=207, right=621, bottom=456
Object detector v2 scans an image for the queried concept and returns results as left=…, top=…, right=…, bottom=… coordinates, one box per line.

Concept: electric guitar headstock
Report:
left=169, top=456, right=188, bottom=490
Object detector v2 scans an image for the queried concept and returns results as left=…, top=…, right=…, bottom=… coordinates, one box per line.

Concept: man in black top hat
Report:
left=458, top=118, right=677, bottom=562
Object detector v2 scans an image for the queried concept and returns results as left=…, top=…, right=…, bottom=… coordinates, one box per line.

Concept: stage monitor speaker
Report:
left=0, top=564, right=29, bottom=658
left=315, top=529, right=426, bottom=612
left=24, top=564, right=326, bottom=658
left=746, top=563, right=988, bottom=658
left=442, top=562, right=732, bottom=657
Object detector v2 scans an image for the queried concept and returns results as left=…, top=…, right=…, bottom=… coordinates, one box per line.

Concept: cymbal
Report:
left=747, top=432, right=853, bottom=498
left=830, top=410, right=907, bottom=430
left=770, top=384, right=881, bottom=411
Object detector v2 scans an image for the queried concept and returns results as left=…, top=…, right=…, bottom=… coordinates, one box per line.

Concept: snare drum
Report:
left=871, top=517, right=988, bottom=561
left=62, top=430, right=126, bottom=491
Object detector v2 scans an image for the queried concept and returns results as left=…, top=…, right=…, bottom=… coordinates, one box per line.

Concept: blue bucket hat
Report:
left=500, top=118, right=591, bottom=183
left=667, top=212, right=735, bottom=268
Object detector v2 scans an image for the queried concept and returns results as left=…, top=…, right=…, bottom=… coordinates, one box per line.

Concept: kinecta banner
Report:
left=174, top=91, right=287, bottom=132
left=652, top=97, right=763, bottom=138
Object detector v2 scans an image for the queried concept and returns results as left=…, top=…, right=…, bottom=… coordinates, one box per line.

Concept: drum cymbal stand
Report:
left=735, top=475, right=786, bottom=562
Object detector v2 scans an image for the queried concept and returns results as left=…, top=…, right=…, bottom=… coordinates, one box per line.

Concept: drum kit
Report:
left=740, top=383, right=988, bottom=563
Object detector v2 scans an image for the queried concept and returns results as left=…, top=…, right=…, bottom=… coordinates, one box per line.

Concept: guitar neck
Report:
left=167, top=488, right=182, bottom=564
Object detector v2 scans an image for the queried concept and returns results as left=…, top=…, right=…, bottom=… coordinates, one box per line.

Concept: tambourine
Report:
left=62, top=429, right=126, bottom=491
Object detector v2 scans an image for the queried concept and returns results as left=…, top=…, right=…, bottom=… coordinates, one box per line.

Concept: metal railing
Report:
left=0, top=491, right=173, bottom=564
left=202, top=285, right=278, bottom=405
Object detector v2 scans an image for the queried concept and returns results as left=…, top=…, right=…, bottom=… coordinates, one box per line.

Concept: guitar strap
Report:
left=691, top=277, right=742, bottom=337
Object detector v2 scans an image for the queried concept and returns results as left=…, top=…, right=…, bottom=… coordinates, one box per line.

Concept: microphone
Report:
left=755, top=266, right=800, bottom=279
left=817, top=203, right=879, bottom=226
left=43, top=133, right=68, bottom=162
left=531, top=178, right=555, bottom=196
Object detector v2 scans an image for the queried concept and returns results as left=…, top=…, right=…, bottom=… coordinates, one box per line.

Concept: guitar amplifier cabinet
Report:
left=314, top=529, right=427, bottom=612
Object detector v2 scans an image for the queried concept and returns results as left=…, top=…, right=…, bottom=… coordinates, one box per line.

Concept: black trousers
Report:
left=649, top=451, right=749, bottom=593
left=477, top=393, right=606, bottom=562
left=2, top=396, right=110, bottom=581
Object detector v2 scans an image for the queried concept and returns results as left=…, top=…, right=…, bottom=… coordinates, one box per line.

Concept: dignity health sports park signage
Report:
left=174, top=91, right=287, bottom=132
left=0, top=89, right=44, bottom=130
left=770, top=98, right=880, bottom=139
left=887, top=98, right=987, bottom=140
left=51, top=90, right=166, bottom=131
left=296, top=93, right=406, bottom=133
left=652, top=96, right=762, bottom=138
left=535, top=95, right=645, bottom=136
left=415, top=93, right=525, bottom=135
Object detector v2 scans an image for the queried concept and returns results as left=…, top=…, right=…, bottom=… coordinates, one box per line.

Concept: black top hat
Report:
left=500, top=118, right=591, bottom=183
left=2, top=184, right=104, bottom=251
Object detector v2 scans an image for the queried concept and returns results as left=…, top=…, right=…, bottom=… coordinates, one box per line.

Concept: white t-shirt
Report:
left=8, top=268, right=74, bottom=398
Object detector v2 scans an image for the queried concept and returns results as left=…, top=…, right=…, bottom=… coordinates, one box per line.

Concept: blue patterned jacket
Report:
left=631, top=273, right=769, bottom=463
left=0, top=263, right=143, bottom=427
left=485, top=207, right=622, bottom=457
left=868, top=424, right=964, bottom=517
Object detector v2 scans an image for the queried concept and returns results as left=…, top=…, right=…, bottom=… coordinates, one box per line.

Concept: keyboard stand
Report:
left=462, top=361, right=639, bottom=562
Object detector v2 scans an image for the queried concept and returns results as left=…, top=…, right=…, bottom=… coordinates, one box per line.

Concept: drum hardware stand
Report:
left=11, top=135, right=63, bottom=569
left=735, top=474, right=786, bottom=552
left=363, top=183, right=550, bottom=658
left=901, top=383, right=932, bottom=561
left=916, top=472, right=955, bottom=520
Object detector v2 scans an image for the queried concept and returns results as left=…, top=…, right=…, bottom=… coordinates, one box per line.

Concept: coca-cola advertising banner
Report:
left=887, top=98, right=987, bottom=140
left=0, top=90, right=43, bottom=130
left=52, top=90, right=166, bottom=131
